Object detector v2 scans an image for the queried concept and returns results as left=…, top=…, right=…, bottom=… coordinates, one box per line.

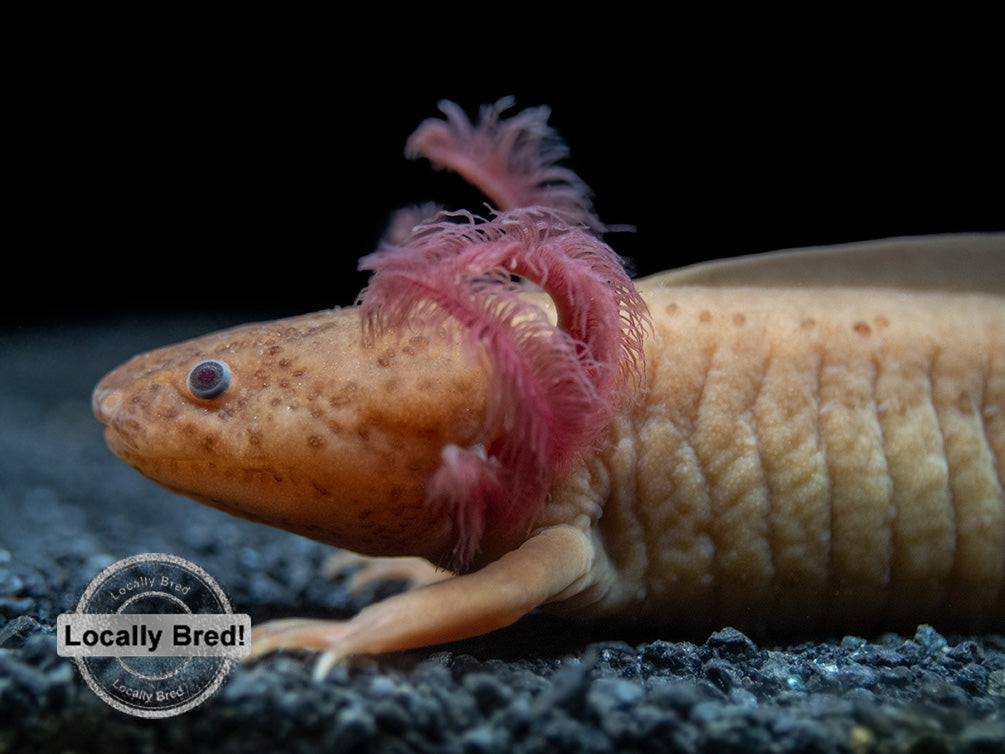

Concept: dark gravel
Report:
left=2, top=315, right=1004, bottom=754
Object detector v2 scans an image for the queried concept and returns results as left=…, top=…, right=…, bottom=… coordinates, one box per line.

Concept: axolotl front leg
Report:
left=249, top=525, right=593, bottom=674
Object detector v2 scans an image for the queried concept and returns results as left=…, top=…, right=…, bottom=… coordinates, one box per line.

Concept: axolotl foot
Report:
left=247, top=554, right=457, bottom=679
left=248, top=619, right=359, bottom=680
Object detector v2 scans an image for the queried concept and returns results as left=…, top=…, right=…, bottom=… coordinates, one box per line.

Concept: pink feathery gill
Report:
left=358, top=99, right=650, bottom=567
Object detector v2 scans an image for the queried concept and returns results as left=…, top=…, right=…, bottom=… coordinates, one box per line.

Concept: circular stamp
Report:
left=57, top=553, right=249, bottom=718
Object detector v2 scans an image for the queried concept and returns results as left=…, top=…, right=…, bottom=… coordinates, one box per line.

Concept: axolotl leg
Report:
left=248, top=525, right=592, bottom=677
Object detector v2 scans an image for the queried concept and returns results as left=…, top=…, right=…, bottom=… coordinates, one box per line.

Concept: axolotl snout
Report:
left=93, top=100, right=1005, bottom=671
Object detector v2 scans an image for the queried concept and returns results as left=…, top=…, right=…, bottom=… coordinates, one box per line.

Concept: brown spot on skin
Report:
left=279, top=358, right=291, bottom=368
left=732, top=313, right=746, bottom=327
left=307, top=435, right=325, bottom=448
left=800, top=317, right=816, bottom=329
left=956, top=390, right=977, bottom=413
left=665, top=302, right=679, bottom=316
left=874, top=315, right=890, bottom=329
left=157, top=404, right=180, bottom=419
left=853, top=321, right=872, bottom=336
left=377, top=350, right=395, bottom=367
left=699, top=310, right=712, bottom=323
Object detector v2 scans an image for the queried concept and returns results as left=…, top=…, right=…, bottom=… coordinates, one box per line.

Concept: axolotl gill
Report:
left=93, top=99, right=1005, bottom=672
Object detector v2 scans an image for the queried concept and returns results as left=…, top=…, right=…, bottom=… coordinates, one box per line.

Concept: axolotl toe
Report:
left=93, top=99, right=1005, bottom=669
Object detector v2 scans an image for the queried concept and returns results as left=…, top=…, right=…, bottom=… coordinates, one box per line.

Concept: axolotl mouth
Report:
left=92, top=363, right=177, bottom=461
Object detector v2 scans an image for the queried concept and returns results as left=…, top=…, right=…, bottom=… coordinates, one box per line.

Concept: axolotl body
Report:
left=93, top=100, right=1005, bottom=671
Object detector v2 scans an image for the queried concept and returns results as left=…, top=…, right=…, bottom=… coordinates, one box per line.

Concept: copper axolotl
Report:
left=93, top=99, right=1005, bottom=676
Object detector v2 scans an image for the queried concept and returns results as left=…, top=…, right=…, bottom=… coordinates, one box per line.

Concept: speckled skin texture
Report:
left=551, top=281, right=1004, bottom=635
left=94, top=268, right=1005, bottom=645
left=93, top=310, right=488, bottom=561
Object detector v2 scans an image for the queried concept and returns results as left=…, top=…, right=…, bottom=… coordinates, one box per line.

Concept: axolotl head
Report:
left=91, top=98, right=653, bottom=570
left=92, top=307, right=491, bottom=563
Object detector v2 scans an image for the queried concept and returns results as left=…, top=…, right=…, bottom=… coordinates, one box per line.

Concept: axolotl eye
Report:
left=187, top=359, right=232, bottom=399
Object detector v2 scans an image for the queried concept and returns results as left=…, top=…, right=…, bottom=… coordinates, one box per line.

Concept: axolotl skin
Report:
left=92, top=100, right=1005, bottom=673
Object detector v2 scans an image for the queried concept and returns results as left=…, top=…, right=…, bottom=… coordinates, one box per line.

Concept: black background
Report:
left=8, top=24, right=1002, bottom=329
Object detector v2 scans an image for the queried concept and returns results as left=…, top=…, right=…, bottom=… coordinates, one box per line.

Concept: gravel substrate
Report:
left=2, top=316, right=1003, bottom=753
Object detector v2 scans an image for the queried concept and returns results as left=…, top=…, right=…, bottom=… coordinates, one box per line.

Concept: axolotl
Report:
left=92, top=100, right=1005, bottom=674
